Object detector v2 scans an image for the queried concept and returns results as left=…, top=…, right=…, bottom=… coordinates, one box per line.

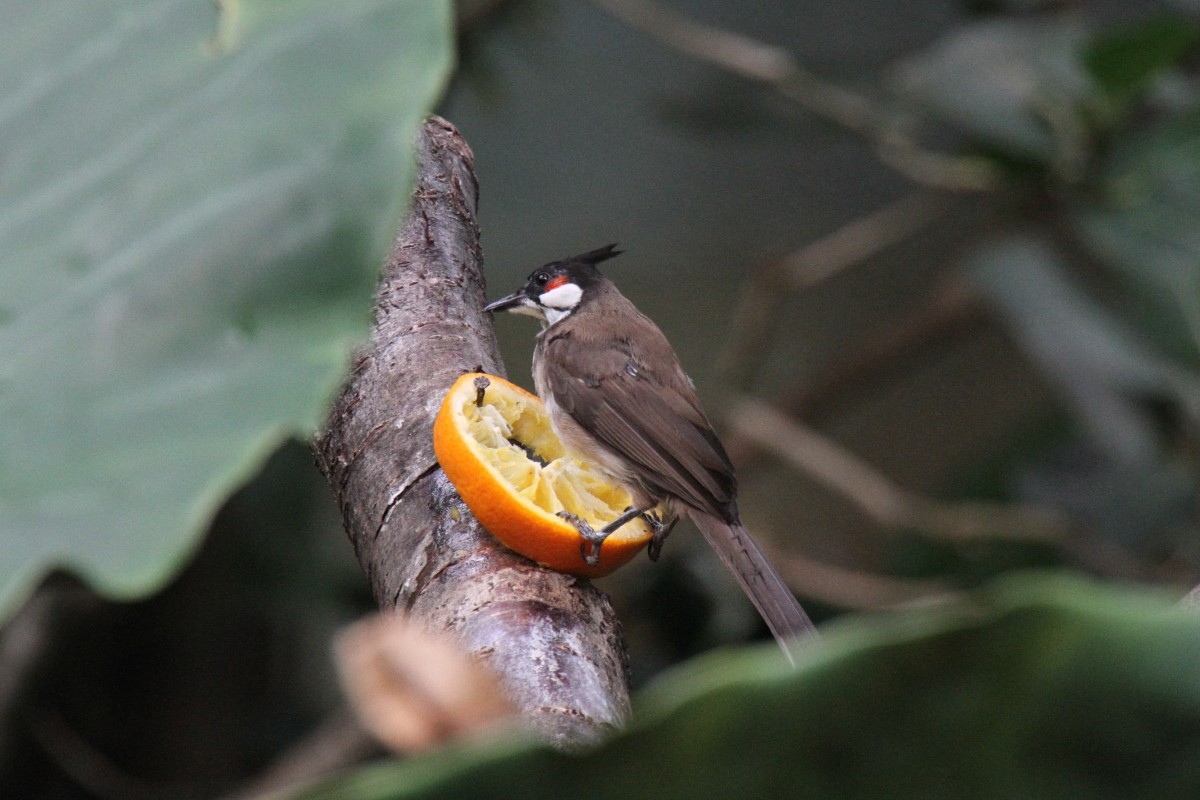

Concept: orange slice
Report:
left=433, top=372, right=655, bottom=577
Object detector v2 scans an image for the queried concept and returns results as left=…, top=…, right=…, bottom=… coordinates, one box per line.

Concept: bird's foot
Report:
left=557, top=511, right=611, bottom=566
left=644, top=512, right=677, bottom=562
left=560, top=506, right=661, bottom=566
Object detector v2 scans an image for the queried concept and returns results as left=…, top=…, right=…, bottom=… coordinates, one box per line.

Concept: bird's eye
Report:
left=533, top=272, right=550, bottom=286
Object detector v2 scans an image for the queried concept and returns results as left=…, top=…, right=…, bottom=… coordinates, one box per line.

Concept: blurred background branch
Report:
left=718, top=192, right=949, bottom=385
left=590, top=0, right=1002, bottom=190
left=730, top=396, right=1072, bottom=544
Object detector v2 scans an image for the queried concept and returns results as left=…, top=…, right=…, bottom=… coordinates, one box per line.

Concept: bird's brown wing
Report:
left=541, top=324, right=736, bottom=520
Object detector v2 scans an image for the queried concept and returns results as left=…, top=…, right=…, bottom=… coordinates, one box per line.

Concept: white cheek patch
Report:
left=540, top=282, right=582, bottom=309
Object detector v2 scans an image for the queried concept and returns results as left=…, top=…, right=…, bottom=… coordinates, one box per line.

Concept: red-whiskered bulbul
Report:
left=484, top=245, right=817, bottom=658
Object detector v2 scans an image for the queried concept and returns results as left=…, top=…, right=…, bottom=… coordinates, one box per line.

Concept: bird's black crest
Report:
left=570, top=243, right=623, bottom=267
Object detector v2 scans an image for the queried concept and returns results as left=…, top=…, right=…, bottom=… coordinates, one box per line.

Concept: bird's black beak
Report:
left=484, top=290, right=529, bottom=314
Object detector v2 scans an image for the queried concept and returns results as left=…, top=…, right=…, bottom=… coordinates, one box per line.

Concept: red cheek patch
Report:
left=545, top=275, right=568, bottom=291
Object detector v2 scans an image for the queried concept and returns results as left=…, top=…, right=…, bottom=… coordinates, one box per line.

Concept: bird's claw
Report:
left=644, top=511, right=676, bottom=562
left=557, top=511, right=608, bottom=566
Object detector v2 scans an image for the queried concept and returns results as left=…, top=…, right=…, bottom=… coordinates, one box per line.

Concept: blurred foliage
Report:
left=1085, top=13, right=1200, bottom=111
left=897, top=16, right=1097, bottom=168
left=295, top=576, right=1200, bottom=800
left=939, top=9, right=1200, bottom=564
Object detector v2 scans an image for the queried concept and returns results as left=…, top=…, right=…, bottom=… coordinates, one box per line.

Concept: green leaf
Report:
left=1085, top=13, right=1200, bottom=109
left=0, top=1, right=453, bottom=615
left=294, top=575, right=1200, bottom=800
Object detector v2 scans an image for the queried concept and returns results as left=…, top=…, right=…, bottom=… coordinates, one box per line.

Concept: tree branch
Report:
left=315, top=117, right=630, bottom=749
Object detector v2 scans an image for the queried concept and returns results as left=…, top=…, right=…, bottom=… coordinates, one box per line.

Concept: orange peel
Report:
left=433, top=372, right=655, bottom=577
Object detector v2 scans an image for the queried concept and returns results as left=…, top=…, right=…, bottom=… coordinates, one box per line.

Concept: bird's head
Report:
left=484, top=244, right=622, bottom=326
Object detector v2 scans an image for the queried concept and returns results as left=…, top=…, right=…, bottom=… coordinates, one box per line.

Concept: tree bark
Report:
left=315, top=117, right=630, bottom=749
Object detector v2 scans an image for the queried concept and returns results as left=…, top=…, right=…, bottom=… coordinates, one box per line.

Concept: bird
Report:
left=484, top=244, right=817, bottom=660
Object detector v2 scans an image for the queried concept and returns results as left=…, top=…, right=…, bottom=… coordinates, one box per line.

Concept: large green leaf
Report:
left=0, top=1, right=453, bottom=614
left=295, top=575, right=1200, bottom=799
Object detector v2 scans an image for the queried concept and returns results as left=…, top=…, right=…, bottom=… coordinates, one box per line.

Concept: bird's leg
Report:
left=644, top=512, right=677, bottom=562
left=558, top=505, right=650, bottom=566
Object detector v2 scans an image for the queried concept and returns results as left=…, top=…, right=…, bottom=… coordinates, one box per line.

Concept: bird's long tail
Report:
left=691, top=511, right=818, bottom=664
